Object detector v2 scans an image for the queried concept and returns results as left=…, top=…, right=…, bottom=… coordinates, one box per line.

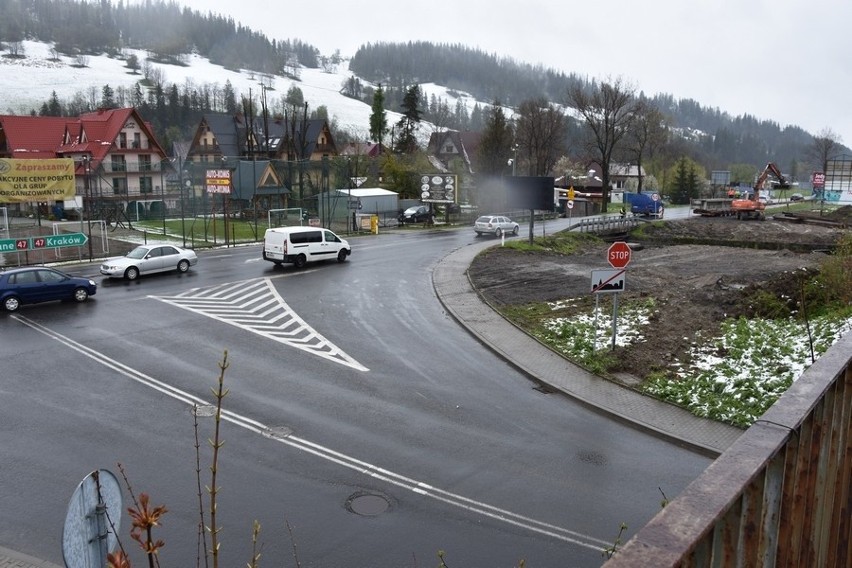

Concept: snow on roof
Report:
left=334, top=187, right=397, bottom=197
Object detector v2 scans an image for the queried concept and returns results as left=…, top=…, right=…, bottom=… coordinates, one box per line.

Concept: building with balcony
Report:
left=0, top=108, right=170, bottom=219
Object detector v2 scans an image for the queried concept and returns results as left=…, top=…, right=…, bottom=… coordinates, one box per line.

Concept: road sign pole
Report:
left=594, top=293, right=600, bottom=350
left=611, top=293, right=619, bottom=350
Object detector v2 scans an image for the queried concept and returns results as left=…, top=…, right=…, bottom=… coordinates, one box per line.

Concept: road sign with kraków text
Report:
left=31, top=233, right=89, bottom=250
left=607, top=241, right=631, bottom=269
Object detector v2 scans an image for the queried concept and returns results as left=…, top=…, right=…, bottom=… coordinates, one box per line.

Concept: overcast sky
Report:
left=171, top=0, right=849, bottom=147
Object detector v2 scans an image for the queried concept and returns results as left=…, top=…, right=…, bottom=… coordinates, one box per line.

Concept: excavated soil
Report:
left=468, top=209, right=850, bottom=382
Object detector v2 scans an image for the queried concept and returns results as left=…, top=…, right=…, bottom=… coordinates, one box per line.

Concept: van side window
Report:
left=324, top=230, right=339, bottom=243
left=289, top=231, right=322, bottom=244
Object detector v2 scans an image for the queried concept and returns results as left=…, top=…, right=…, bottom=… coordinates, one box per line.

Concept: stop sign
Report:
left=607, top=242, right=632, bottom=268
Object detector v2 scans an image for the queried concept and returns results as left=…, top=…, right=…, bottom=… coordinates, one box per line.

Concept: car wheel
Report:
left=294, top=254, right=307, bottom=268
left=124, top=266, right=140, bottom=281
left=73, top=287, right=89, bottom=303
left=3, top=295, right=21, bottom=312
left=337, top=249, right=348, bottom=263
left=177, top=259, right=190, bottom=273
left=512, top=225, right=519, bottom=235
left=475, top=231, right=482, bottom=237
left=495, top=227, right=503, bottom=237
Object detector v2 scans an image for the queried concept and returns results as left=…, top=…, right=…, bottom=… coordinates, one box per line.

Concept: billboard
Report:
left=506, top=176, right=556, bottom=211
left=0, top=158, right=76, bottom=203
left=476, top=175, right=556, bottom=212
left=206, top=168, right=232, bottom=194
left=420, top=174, right=457, bottom=203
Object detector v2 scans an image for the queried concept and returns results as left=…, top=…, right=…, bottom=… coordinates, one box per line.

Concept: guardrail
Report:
left=569, top=215, right=638, bottom=233
left=604, top=331, right=852, bottom=567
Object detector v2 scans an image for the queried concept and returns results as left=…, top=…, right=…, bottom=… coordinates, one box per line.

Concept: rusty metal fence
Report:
left=604, top=331, right=852, bottom=567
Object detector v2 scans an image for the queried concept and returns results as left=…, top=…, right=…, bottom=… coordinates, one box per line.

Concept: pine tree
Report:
left=476, top=102, right=514, bottom=176
left=393, top=85, right=421, bottom=154
left=223, top=80, right=237, bottom=114
left=369, top=83, right=388, bottom=146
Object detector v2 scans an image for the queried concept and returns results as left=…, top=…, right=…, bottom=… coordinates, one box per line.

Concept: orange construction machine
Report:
left=731, top=162, right=789, bottom=220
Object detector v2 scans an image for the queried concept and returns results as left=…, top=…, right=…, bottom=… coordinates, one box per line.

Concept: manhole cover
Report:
left=346, top=492, right=389, bottom=516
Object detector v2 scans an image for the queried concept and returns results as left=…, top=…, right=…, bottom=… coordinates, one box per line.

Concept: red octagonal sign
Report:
left=607, top=242, right=631, bottom=268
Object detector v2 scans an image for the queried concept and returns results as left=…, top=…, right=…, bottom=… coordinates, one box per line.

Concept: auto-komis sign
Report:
left=0, top=158, right=76, bottom=202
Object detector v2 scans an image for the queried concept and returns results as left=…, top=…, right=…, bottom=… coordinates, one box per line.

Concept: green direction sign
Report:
left=32, top=233, right=89, bottom=249
left=0, top=239, right=18, bottom=253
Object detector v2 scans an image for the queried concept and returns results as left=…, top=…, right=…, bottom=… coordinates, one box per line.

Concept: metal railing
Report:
left=570, top=214, right=638, bottom=233
left=604, top=332, right=852, bottom=567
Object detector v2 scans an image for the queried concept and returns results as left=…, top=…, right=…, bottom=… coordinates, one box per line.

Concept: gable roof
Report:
left=0, top=108, right=166, bottom=170
left=0, top=116, right=70, bottom=159
left=194, top=113, right=335, bottom=159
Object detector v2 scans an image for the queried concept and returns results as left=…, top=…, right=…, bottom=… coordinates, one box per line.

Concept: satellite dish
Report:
left=62, top=469, right=123, bottom=568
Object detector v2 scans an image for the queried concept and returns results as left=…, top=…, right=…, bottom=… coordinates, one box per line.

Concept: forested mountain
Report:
left=1, top=0, right=835, bottom=181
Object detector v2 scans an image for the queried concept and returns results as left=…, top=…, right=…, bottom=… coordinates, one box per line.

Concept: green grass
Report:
left=135, top=218, right=269, bottom=246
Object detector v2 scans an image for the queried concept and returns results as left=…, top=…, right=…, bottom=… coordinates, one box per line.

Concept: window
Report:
left=138, top=155, right=152, bottom=172
left=11, top=271, right=37, bottom=284
left=112, top=178, right=127, bottom=195
left=111, top=156, right=126, bottom=172
left=289, top=231, right=322, bottom=244
left=133, top=133, right=141, bottom=149
left=139, top=177, right=153, bottom=194
left=37, top=269, right=64, bottom=283
left=119, top=132, right=127, bottom=148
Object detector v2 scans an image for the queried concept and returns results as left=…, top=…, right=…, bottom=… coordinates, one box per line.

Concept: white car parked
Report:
left=100, top=244, right=198, bottom=280
left=474, top=215, right=520, bottom=237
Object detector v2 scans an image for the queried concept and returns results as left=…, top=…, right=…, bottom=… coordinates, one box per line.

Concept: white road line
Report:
left=154, top=277, right=368, bottom=371
left=13, top=315, right=611, bottom=552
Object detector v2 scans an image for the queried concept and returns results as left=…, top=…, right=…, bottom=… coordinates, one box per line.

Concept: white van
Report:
left=262, top=226, right=351, bottom=268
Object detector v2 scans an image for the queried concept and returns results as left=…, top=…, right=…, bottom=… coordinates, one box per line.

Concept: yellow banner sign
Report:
left=0, top=158, right=76, bottom=203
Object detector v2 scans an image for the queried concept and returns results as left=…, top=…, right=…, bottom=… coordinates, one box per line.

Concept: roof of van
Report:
left=266, top=226, right=323, bottom=233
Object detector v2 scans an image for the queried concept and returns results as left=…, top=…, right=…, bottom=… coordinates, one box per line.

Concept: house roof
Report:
left=195, top=113, right=335, bottom=159
left=0, top=108, right=166, bottom=171
left=0, top=116, right=70, bottom=158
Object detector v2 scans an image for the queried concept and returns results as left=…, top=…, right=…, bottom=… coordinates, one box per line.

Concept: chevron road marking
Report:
left=154, top=277, right=368, bottom=371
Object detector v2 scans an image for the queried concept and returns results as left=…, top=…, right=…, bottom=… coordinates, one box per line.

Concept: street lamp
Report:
left=82, top=155, right=93, bottom=260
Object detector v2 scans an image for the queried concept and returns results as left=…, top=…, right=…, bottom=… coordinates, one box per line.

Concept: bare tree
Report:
left=514, top=97, right=568, bottom=176
left=620, top=99, right=669, bottom=192
left=808, top=127, right=844, bottom=173
left=567, top=77, right=637, bottom=212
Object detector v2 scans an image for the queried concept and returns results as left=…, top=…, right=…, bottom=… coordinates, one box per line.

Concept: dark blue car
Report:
left=1, top=267, right=97, bottom=312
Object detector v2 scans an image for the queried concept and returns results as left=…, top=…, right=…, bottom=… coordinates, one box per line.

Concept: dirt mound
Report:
left=469, top=216, right=847, bottom=382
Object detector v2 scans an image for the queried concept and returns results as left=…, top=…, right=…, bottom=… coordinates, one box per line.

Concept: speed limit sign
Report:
left=566, top=200, right=574, bottom=209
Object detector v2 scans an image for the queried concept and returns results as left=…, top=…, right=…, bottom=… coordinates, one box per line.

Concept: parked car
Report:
left=100, top=244, right=198, bottom=280
left=398, top=205, right=432, bottom=224
left=1, top=267, right=96, bottom=312
left=789, top=193, right=804, bottom=202
left=474, top=215, right=520, bottom=237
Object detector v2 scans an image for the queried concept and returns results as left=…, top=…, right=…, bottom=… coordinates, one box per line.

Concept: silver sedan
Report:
left=100, top=244, right=198, bottom=280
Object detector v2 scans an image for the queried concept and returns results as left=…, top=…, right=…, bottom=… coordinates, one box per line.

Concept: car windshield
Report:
left=405, top=207, right=420, bottom=214
left=475, top=216, right=493, bottom=223
left=125, top=247, right=150, bottom=259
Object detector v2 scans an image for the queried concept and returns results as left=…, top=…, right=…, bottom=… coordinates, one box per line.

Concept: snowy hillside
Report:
left=0, top=40, right=483, bottom=142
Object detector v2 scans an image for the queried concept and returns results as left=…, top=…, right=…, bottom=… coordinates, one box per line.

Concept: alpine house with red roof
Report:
left=0, top=108, right=170, bottom=216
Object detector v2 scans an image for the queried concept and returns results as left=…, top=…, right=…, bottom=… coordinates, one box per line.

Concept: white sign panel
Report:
left=591, top=269, right=626, bottom=294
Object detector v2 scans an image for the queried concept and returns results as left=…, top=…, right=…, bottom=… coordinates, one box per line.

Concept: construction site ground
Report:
left=468, top=206, right=851, bottom=383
